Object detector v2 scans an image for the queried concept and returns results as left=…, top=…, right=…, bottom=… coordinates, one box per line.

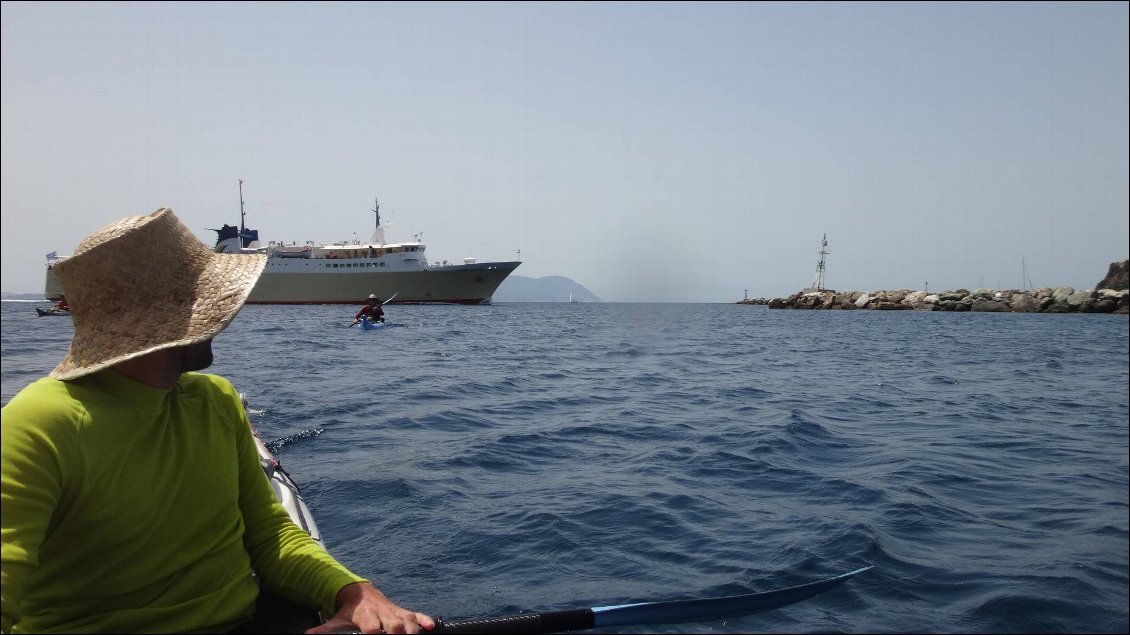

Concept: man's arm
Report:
left=224, top=385, right=364, bottom=616
left=1, top=397, right=67, bottom=633
left=217, top=380, right=433, bottom=633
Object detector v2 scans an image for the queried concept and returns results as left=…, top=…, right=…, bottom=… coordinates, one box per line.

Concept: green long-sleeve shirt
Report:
left=1, top=370, right=365, bottom=633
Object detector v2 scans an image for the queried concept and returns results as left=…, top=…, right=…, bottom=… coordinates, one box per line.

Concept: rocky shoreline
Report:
left=739, top=286, right=1128, bottom=314
left=739, top=260, right=1128, bottom=314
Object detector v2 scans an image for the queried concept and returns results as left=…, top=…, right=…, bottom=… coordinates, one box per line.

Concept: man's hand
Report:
left=305, top=582, right=434, bottom=634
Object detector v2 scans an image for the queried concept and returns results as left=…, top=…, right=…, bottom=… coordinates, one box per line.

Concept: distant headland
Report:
left=483, top=275, right=602, bottom=303
left=739, top=260, right=1129, bottom=314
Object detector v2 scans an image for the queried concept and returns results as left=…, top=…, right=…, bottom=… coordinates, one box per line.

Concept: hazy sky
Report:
left=2, top=2, right=1127, bottom=302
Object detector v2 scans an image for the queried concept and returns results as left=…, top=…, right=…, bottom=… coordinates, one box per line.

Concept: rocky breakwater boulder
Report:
left=767, top=286, right=1128, bottom=314
left=1096, top=260, right=1128, bottom=291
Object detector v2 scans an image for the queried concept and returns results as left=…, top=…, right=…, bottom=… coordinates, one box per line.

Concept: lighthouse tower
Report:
left=802, top=234, right=831, bottom=293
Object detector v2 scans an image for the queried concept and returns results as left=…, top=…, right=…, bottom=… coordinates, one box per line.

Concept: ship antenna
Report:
left=239, top=179, right=246, bottom=236
left=373, top=197, right=380, bottom=229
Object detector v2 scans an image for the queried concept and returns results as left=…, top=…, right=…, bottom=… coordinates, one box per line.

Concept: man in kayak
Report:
left=1, top=209, right=433, bottom=635
left=352, top=293, right=386, bottom=326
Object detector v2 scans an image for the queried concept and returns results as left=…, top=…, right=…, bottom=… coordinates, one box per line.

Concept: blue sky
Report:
left=2, top=2, right=1126, bottom=301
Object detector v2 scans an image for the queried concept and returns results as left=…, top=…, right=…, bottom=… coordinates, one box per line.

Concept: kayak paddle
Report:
left=432, top=565, right=873, bottom=633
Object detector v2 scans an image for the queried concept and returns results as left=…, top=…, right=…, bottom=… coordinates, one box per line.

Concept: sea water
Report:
left=2, top=300, right=1127, bottom=633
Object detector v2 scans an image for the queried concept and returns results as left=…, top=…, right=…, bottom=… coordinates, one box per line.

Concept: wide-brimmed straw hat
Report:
left=49, top=208, right=267, bottom=380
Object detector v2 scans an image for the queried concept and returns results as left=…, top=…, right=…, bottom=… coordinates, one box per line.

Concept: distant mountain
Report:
left=492, top=275, right=601, bottom=303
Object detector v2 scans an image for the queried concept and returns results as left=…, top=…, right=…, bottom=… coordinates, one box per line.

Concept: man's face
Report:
left=179, top=340, right=214, bottom=373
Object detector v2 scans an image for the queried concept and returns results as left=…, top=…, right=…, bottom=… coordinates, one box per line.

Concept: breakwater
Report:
left=739, top=287, right=1129, bottom=314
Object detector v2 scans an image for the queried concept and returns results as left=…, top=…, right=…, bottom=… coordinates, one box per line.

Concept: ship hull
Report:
left=46, top=261, right=520, bottom=305
left=247, top=260, right=520, bottom=304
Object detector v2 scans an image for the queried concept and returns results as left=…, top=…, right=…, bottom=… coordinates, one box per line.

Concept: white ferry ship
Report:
left=45, top=194, right=521, bottom=306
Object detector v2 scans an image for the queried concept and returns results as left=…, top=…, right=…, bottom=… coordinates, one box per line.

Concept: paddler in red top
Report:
left=352, top=293, right=386, bottom=326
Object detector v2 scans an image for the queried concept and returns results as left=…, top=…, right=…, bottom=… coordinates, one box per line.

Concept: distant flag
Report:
left=45, top=251, right=59, bottom=261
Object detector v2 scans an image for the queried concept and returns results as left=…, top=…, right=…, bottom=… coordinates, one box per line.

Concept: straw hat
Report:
left=49, top=208, right=267, bottom=380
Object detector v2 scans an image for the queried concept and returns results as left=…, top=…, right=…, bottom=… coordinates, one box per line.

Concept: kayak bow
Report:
left=360, top=317, right=386, bottom=331
left=433, top=565, right=873, bottom=633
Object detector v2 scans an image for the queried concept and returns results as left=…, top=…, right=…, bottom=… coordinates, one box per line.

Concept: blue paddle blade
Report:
left=592, top=565, right=874, bottom=628
left=433, top=566, right=873, bottom=634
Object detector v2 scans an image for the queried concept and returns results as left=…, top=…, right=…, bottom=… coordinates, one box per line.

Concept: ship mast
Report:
left=370, top=197, right=387, bottom=246
left=811, top=233, right=829, bottom=291
left=238, top=179, right=246, bottom=243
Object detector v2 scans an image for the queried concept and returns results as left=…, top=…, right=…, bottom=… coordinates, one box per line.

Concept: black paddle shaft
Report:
left=434, top=608, right=594, bottom=634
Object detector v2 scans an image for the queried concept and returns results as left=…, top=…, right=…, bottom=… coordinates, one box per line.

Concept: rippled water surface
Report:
left=3, top=301, right=1127, bottom=633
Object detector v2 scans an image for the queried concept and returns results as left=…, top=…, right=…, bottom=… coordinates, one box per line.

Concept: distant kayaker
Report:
left=352, top=293, right=386, bottom=325
left=1, top=208, right=434, bottom=635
